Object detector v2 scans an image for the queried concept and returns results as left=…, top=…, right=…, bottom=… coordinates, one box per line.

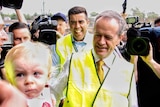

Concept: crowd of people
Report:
left=1, top=2, right=160, bottom=107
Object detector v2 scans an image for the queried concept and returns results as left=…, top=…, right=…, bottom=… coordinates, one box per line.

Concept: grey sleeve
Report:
left=49, top=57, right=70, bottom=104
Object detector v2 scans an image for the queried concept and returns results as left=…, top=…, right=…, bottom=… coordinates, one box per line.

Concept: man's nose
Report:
left=75, top=22, right=80, bottom=28
left=99, top=36, right=106, bottom=44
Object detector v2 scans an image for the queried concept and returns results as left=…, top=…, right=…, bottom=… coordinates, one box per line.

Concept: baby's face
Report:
left=13, top=57, right=49, bottom=99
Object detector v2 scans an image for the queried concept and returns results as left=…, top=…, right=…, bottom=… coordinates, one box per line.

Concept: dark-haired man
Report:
left=9, top=22, right=31, bottom=46
left=55, top=6, right=93, bottom=66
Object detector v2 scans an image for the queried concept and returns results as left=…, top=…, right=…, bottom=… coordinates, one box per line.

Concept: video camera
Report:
left=31, top=15, right=58, bottom=45
left=0, top=0, right=23, bottom=9
left=125, top=16, right=156, bottom=56
left=126, top=27, right=150, bottom=56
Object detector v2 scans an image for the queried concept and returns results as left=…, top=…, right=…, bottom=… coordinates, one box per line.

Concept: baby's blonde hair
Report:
left=4, top=41, right=52, bottom=85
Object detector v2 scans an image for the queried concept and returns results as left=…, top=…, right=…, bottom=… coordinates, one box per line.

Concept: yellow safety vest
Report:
left=63, top=50, right=134, bottom=107
left=56, top=34, right=74, bottom=66
left=56, top=33, right=93, bottom=66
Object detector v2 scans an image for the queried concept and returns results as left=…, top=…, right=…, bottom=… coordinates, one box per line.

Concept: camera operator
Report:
left=30, top=14, right=63, bottom=66
left=128, top=27, right=160, bottom=107
left=130, top=42, right=160, bottom=107
left=30, top=14, right=63, bottom=41
left=120, top=16, right=160, bottom=106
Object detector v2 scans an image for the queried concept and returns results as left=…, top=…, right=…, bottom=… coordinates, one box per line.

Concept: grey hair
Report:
left=95, top=10, right=127, bottom=36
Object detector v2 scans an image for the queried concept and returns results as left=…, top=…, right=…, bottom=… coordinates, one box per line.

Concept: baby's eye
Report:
left=16, top=73, right=24, bottom=78
left=34, top=72, right=41, bottom=77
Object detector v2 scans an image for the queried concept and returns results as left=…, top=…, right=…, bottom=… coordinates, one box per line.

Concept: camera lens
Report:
left=126, top=37, right=150, bottom=56
left=132, top=38, right=146, bottom=52
left=39, top=29, right=57, bottom=45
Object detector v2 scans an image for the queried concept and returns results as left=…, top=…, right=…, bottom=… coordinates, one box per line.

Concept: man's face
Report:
left=56, top=19, right=67, bottom=36
left=69, top=13, right=89, bottom=41
left=93, top=17, right=122, bottom=59
left=155, top=22, right=160, bottom=27
left=12, top=28, right=31, bottom=46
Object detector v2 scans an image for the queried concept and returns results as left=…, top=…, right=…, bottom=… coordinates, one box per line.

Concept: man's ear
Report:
left=116, top=34, right=124, bottom=45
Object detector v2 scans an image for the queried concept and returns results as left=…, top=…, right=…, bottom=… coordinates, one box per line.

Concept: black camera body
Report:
left=126, top=26, right=160, bottom=56
left=125, top=16, right=153, bottom=56
left=0, top=0, right=23, bottom=9
left=38, top=18, right=58, bottom=45
left=31, top=15, right=58, bottom=45
left=126, top=28, right=150, bottom=56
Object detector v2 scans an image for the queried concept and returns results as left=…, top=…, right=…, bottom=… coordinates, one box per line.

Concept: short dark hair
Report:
left=154, top=17, right=160, bottom=25
left=68, top=6, right=88, bottom=20
left=9, top=22, right=29, bottom=32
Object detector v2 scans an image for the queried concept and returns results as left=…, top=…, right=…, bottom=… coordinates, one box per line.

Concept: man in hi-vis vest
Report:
left=51, top=10, right=138, bottom=107
left=55, top=6, right=94, bottom=67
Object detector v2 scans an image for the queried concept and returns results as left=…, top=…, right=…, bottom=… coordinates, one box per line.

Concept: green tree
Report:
left=90, top=12, right=98, bottom=17
left=130, top=7, right=145, bottom=22
left=10, top=13, right=17, bottom=19
left=146, top=12, right=159, bottom=22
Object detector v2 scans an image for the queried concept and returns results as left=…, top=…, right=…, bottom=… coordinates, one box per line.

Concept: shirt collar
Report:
left=72, top=31, right=92, bottom=44
left=92, top=49, right=116, bottom=68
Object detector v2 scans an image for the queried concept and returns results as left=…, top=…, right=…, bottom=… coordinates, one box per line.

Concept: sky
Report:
left=1, top=0, right=160, bottom=16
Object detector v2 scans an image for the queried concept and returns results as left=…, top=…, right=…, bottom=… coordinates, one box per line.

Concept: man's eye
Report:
left=14, top=38, right=21, bottom=41
left=79, top=20, right=84, bottom=24
left=95, top=34, right=101, bottom=38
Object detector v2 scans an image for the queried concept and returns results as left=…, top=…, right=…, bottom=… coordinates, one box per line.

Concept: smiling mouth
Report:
left=97, top=45, right=107, bottom=50
left=74, top=29, right=82, bottom=33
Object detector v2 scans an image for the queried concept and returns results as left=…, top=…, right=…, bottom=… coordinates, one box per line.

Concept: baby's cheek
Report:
left=16, top=83, right=25, bottom=93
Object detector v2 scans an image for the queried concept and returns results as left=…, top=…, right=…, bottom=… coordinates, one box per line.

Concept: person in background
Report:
left=8, top=22, right=31, bottom=46
left=0, top=9, right=31, bottom=80
left=0, top=16, right=8, bottom=79
left=154, top=17, right=160, bottom=27
left=0, top=13, right=27, bottom=107
left=128, top=18, right=160, bottom=106
left=51, top=12, right=68, bottom=36
left=50, top=12, right=68, bottom=67
left=130, top=35, right=160, bottom=106
left=30, top=14, right=63, bottom=41
left=4, top=41, right=56, bottom=107
left=29, top=14, right=63, bottom=67
left=51, top=10, right=138, bottom=107
left=9, top=8, right=30, bottom=46
left=55, top=6, right=93, bottom=67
